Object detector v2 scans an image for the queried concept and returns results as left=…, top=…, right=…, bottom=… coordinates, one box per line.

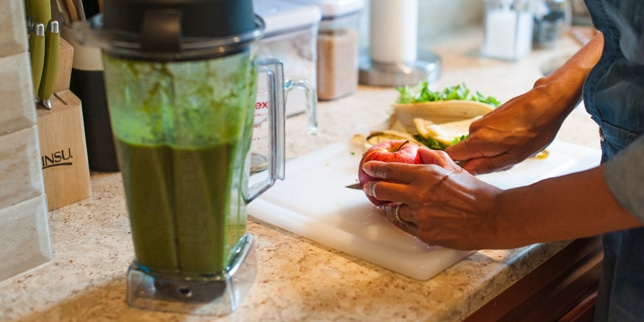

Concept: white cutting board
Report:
left=248, top=139, right=601, bottom=280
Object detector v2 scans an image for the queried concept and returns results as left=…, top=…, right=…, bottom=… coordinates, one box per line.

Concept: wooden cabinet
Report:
left=465, top=237, right=603, bottom=322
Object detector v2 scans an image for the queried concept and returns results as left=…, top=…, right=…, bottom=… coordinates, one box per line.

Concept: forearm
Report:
left=532, top=32, right=605, bottom=118
left=493, top=164, right=642, bottom=248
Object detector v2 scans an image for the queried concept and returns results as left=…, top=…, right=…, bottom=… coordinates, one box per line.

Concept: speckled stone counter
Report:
left=0, top=28, right=600, bottom=321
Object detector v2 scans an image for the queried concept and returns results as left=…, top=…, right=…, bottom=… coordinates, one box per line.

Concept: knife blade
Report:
left=38, top=20, right=60, bottom=110
left=29, top=23, right=45, bottom=98
left=345, top=182, right=362, bottom=190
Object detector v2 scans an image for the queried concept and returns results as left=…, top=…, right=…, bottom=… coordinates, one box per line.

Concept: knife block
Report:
left=36, top=39, right=91, bottom=211
left=36, top=90, right=91, bottom=211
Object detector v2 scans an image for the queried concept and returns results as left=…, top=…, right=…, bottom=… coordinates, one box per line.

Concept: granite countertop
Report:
left=0, top=28, right=600, bottom=321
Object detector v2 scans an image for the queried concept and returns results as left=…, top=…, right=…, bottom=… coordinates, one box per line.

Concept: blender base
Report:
left=126, top=233, right=257, bottom=316
left=358, top=49, right=441, bottom=87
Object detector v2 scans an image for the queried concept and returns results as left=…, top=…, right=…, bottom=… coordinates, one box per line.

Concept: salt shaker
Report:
left=481, top=0, right=534, bottom=61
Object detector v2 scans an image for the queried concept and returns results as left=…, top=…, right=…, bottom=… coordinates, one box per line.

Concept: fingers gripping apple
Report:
left=358, top=140, right=421, bottom=205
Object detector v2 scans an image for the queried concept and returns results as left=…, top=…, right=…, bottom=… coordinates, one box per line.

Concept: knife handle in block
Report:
left=64, top=0, right=79, bottom=22
left=39, top=20, right=60, bottom=110
left=29, top=23, right=45, bottom=97
left=29, top=0, right=52, bottom=25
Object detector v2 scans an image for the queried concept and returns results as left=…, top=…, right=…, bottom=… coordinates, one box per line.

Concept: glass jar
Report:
left=317, top=11, right=362, bottom=100
left=283, top=0, right=365, bottom=100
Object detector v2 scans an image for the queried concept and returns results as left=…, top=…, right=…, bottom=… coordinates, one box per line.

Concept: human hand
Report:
left=445, top=32, right=603, bottom=175
left=446, top=88, right=566, bottom=175
left=361, top=147, right=503, bottom=250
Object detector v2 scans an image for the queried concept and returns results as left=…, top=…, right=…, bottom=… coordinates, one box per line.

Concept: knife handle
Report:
left=38, top=20, right=60, bottom=109
left=29, top=23, right=45, bottom=97
left=30, top=0, right=52, bottom=25
left=64, top=0, right=79, bottom=22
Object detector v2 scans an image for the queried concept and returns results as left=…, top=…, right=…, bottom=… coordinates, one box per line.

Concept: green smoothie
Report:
left=102, top=50, right=257, bottom=276
left=117, top=140, right=245, bottom=275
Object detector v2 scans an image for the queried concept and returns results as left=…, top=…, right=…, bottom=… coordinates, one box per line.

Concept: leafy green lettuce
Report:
left=413, top=133, right=469, bottom=150
left=396, top=82, right=500, bottom=107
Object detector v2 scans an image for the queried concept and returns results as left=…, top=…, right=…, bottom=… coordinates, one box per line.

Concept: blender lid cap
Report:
left=101, top=0, right=257, bottom=54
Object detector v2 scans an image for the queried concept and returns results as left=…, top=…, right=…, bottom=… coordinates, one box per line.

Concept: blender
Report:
left=73, top=0, right=287, bottom=315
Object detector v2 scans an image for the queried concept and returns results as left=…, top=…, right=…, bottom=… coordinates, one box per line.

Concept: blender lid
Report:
left=79, top=0, right=263, bottom=59
left=282, top=0, right=364, bottom=19
left=103, top=0, right=256, bottom=38
left=253, top=0, right=321, bottom=37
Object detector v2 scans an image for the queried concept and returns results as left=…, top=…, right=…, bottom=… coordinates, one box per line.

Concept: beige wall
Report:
left=359, top=0, right=484, bottom=49
left=418, top=0, right=484, bottom=41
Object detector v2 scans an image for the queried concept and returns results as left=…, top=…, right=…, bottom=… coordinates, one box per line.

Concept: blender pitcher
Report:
left=73, top=0, right=286, bottom=315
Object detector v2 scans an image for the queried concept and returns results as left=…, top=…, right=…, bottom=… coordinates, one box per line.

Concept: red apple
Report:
left=358, top=140, right=421, bottom=205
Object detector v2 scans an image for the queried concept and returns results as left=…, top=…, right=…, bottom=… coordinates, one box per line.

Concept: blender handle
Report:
left=284, top=79, right=318, bottom=135
left=247, top=58, right=286, bottom=202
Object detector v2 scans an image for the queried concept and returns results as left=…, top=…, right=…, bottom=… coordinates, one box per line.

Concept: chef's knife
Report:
left=29, top=23, right=45, bottom=97
left=346, top=182, right=362, bottom=190
left=38, top=20, right=60, bottom=110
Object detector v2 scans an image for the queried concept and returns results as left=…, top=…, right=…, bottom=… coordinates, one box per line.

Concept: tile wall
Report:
left=0, top=0, right=53, bottom=282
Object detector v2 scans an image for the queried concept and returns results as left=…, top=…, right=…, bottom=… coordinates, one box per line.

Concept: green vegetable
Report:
left=412, top=134, right=468, bottom=151
left=412, top=134, right=447, bottom=150
left=451, top=134, right=469, bottom=145
left=396, top=82, right=501, bottom=107
left=471, top=91, right=501, bottom=107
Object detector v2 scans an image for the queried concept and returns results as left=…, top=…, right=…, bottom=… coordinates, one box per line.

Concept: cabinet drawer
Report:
left=465, top=237, right=603, bottom=321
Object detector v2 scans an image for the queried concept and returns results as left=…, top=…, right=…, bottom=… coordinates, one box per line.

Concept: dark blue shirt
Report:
left=583, top=0, right=644, bottom=320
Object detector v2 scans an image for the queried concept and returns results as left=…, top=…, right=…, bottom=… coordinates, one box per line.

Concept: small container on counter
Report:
left=254, top=0, right=321, bottom=116
left=481, top=0, right=534, bottom=61
left=284, top=0, right=364, bottom=101
left=532, top=0, right=572, bottom=48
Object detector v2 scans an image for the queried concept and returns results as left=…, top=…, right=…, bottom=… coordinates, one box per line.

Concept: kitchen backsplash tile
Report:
left=0, top=194, right=52, bottom=282
left=0, top=126, right=45, bottom=210
left=0, top=0, right=53, bottom=284
left=0, top=0, right=28, bottom=58
left=0, top=53, right=37, bottom=135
